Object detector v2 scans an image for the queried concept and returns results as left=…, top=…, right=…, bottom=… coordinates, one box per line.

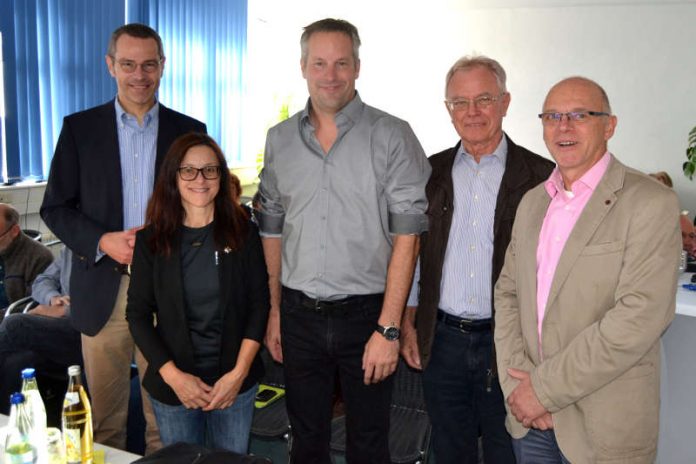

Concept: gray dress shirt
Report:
left=255, top=93, right=431, bottom=299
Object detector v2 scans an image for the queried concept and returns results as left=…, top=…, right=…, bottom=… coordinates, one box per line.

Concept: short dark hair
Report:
left=300, top=18, right=360, bottom=64
left=146, top=132, right=248, bottom=256
left=107, top=23, right=164, bottom=59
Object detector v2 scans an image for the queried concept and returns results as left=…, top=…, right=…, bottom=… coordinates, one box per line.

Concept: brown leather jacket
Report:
left=415, top=135, right=554, bottom=373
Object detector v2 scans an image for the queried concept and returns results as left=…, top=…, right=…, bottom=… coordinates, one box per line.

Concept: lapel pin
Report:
left=605, top=199, right=611, bottom=205
left=223, top=247, right=232, bottom=254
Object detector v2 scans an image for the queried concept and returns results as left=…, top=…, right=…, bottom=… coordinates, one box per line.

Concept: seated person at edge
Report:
left=126, top=132, right=270, bottom=453
left=0, top=246, right=81, bottom=414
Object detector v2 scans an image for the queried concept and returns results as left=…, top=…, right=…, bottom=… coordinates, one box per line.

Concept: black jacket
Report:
left=126, top=222, right=270, bottom=405
left=40, top=100, right=206, bottom=335
left=416, top=135, right=554, bottom=369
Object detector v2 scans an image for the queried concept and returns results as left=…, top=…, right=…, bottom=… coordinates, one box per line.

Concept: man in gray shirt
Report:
left=254, top=18, right=430, bottom=464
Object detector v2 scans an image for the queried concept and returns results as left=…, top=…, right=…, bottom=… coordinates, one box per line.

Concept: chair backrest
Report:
left=391, top=359, right=427, bottom=411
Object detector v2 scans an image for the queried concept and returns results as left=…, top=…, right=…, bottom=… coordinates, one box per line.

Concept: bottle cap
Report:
left=67, top=365, right=81, bottom=376
left=21, top=368, right=36, bottom=379
left=10, top=392, right=25, bottom=405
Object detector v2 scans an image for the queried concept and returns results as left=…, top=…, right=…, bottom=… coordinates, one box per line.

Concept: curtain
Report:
left=1, top=0, right=247, bottom=182
left=128, top=0, right=248, bottom=164
left=2, top=0, right=122, bottom=182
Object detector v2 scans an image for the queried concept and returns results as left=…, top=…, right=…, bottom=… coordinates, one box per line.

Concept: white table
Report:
left=0, top=414, right=142, bottom=464
left=657, top=272, right=696, bottom=463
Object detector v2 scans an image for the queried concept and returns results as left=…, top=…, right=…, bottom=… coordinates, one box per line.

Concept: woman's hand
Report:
left=204, top=368, right=246, bottom=411
left=159, top=361, right=213, bottom=409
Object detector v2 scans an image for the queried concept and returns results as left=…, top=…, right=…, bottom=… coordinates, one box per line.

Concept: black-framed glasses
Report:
left=177, top=166, right=222, bottom=181
left=445, top=93, right=506, bottom=112
left=112, top=59, right=161, bottom=74
left=538, top=111, right=610, bottom=125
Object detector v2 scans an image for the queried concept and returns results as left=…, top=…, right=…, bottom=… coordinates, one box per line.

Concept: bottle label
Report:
left=64, top=427, right=82, bottom=462
left=64, top=392, right=79, bottom=407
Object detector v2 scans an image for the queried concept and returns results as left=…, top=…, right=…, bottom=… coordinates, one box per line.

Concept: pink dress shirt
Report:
left=536, top=152, right=612, bottom=353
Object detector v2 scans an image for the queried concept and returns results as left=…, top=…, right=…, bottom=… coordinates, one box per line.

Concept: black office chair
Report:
left=249, top=348, right=292, bottom=460
left=330, top=359, right=432, bottom=464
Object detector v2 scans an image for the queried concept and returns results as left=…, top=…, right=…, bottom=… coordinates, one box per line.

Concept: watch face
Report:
left=383, top=326, right=400, bottom=341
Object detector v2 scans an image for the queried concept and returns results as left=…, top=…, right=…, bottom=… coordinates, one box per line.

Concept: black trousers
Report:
left=280, top=287, right=392, bottom=464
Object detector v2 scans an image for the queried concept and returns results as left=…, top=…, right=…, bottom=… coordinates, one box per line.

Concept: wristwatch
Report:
left=375, top=323, right=400, bottom=341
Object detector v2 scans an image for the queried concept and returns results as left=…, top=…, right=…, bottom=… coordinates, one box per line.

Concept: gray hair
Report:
left=445, top=55, right=507, bottom=97
left=300, top=18, right=361, bottom=65
left=107, top=23, right=164, bottom=60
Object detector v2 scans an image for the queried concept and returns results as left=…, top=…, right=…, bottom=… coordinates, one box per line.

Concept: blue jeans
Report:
left=423, top=320, right=514, bottom=464
left=149, top=383, right=257, bottom=454
left=280, top=287, right=392, bottom=464
left=512, top=429, right=571, bottom=464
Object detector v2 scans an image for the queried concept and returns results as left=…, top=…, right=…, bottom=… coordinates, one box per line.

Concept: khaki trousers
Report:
left=81, top=276, right=162, bottom=454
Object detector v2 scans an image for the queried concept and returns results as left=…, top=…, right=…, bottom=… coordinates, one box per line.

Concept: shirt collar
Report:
left=301, top=91, right=364, bottom=128
left=114, top=98, right=160, bottom=128
left=456, top=134, right=508, bottom=166
left=544, top=151, right=612, bottom=198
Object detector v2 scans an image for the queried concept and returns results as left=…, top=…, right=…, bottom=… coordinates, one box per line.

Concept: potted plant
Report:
left=683, top=125, right=696, bottom=180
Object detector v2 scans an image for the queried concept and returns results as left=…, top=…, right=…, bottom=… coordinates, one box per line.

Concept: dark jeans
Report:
left=423, top=320, right=514, bottom=464
left=0, top=312, right=82, bottom=413
left=512, top=429, right=571, bottom=464
left=280, top=287, right=392, bottom=464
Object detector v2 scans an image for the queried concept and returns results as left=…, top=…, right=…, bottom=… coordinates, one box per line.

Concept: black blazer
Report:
left=40, top=100, right=206, bottom=335
left=416, top=134, right=555, bottom=368
left=126, top=222, right=270, bottom=406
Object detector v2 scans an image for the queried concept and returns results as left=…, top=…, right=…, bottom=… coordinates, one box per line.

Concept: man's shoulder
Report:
left=428, top=144, right=458, bottom=172
left=616, top=162, right=678, bottom=205
left=17, top=233, right=53, bottom=262
left=159, top=104, right=206, bottom=129
left=507, top=137, right=555, bottom=172
left=64, top=101, right=114, bottom=124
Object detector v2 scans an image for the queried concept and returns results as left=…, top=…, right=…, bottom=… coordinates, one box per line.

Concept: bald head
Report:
left=544, top=77, right=612, bottom=114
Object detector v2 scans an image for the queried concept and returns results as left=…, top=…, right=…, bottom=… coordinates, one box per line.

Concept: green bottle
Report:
left=4, top=392, right=37, bottom=464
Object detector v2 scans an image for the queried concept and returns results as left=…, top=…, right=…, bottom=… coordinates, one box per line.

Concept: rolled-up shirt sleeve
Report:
left=383, top=120, right=431, bottom=235
left=254, top=131, right=285, bottom=237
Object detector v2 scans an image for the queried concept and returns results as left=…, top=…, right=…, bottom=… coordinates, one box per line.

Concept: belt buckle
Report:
left=458, top=318, right=473, bottom=332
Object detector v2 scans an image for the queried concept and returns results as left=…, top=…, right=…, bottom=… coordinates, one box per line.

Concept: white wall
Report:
left=247, top=0, right=696, bottom=213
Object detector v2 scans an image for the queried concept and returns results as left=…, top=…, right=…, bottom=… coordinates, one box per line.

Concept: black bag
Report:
left=131, top=442, right=272, bottom=464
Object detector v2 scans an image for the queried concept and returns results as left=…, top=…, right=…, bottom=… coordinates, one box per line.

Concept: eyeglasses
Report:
left=445, top=93, right=506, bottom=112
left=177, top=166, right=222, bottom=181
left=538, top=111, right=610, bottom=125
left=113, top=59, right=161, bottom=74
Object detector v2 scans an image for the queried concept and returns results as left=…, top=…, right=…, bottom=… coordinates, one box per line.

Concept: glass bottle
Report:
left=21, top=367, right=48, bottom=464
left=61, top=366, right=93, bottom=464
left=4, top=392, right=38, bottom=464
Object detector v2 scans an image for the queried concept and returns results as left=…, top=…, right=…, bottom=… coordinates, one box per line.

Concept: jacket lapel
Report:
left=544, top=158, right=624, bottom=312
left=494, top=135, right=531, bottom=236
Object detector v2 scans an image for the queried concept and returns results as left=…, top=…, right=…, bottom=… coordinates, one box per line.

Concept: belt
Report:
left=283, top=287, right=383, bottom=314
left=437, top=309, right=491, bottom=332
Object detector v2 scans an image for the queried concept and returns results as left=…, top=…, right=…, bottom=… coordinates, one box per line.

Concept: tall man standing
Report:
left=400, top=56, right=553, bottom=463
left=255, top=18, right=430, bottom=464
left=41, top=23, right=206, bottom=452
left=494, top=77, right=680, bottom=463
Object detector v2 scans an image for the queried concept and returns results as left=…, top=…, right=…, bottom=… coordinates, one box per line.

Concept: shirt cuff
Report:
left=388, top=212, right=429, bottom=235
left=256, top=210, right=285, bottom=235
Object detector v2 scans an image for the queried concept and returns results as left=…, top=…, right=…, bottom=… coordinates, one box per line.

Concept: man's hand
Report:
left=98, top=228, right=139, bottom=264
left=399, top=307, right=421, bottom=370
left=49, top=295, right=71, bottom=307
left=531, top=412, right=554, bottom=431
left=363, top=331, right=399, bottom=385
left=160, top=361, right=213, bottom=409
left=28, top=304, right=67, bottom=318
left=507, top=368, right=548, bottom=427
left=264, top=308, right=283, bottom=363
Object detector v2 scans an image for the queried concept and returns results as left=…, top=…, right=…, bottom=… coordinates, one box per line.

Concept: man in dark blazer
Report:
left=41, top=23, right=205, bottom=452
left=400, top=56, right=554, bottom=464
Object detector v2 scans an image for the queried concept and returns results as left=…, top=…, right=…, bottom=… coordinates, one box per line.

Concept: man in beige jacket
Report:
left=494, top=77, right=680, bottom=463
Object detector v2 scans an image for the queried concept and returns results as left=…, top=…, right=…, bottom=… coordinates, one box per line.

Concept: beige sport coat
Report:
left=494, top=157, right=680, bottom=463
